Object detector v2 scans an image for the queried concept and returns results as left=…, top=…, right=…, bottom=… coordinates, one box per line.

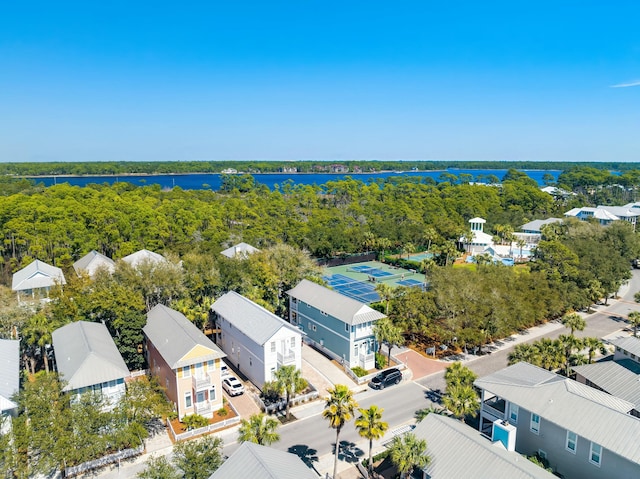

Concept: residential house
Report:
left=144, top=304, right=226, bottom=420
left=287, top=279, right=386, bottom=369
left=11, top=259, right=66, bottom=301
left=0, top=339, right=20, bottom=426
left=564, top=205, right=640, bottom=228
left=208, top=441, right=318, bottom=479
left=121, top=249, right=166, bottom=268
left=460, top=217, right=494, bottom=253
left=612, top=336, right=640, bottom=364
left=573, top=358, right=640, bottom=417
left=519, top=218, right=563, bottom=235
left=52, top=321, right=129, bottom=408
left=72, top=250, right=115, bottom=278
left=475, top=362, right=640, bottom=479
left=412, top=414, right=556, bottom=479
left=220, top=242, right=260, bottom=259
left=211, top=291, right=303, bottom=388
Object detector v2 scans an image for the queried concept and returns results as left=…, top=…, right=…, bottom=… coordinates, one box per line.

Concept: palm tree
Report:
left=423, top=227, right=437, bottom=252
left=388, top=432, right=429, bottom=479
left=355, top=405, right=388, bottom=475
left=274, top=365, right=308, bottom=420
left=442, top=384, right=479, bottom=423
left=508, top=343, right=541, bottom=367
left=583, top=337, right=606, bottom=363
left=322, top=384, right=358, bottom=479
left=516, top=238, right=526, bottom=260
left=536, top=338, right=563, bottom=371
left=444, top=362, right=477, bottom=389
left=238, top=413, right=280, bottom=446
left=414, top=406, right=446, bottom=423
left=374, top=283, right=394, bottom=315
left=561, top=312, right=586, bottom=336
left=22, top=312, right=56, bottom=373
left=373, top=317, right=404, bottom=365
left=628, top=311, right=640, bottom=337
left=559, top=334, right=583, bottom=376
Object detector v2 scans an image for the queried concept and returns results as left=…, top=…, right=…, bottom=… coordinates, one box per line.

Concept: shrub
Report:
left=362, top=449, right=390, bottom=467
left=351, top=366, right=368, bottom=377
left=375, top=352, right=386, bottom=370
left=182, top=414, right=209, bottom=430
left=261, top=380, right=282, bottom=402
left=217, top=407, right=229, bottom=417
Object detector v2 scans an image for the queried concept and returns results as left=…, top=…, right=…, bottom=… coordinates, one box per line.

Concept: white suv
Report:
left=223, top=376, right=244, bottom=396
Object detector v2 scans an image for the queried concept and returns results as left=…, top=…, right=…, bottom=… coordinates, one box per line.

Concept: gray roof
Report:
left=414, top=414, right=556, bottom=479
left=11, top=259, right=66, bottom=291
left=52, top=321, right=130, bottom=392
left=475, top=362, right=640, bottom=464
left=519, top=218, right=562, bottom=233
left=220, top=242, right=260, bottom=259
left=144, top=305, right=225, bottom=369
left=72, top=250, right=115, bottom=277
left=209, top=442, right=318, bottom=479
left=0, top=339, right=20, bottom=412
left=573, top=358, right=640, bottom=408
left=597, top=205, right=640, bottom=218
left=211, top=291, right=302, bottom=346
left=612, top=336, right=640, bottom=358
left=121, top=249, right=166, bottom=268
left=287, top=279, right=386, bottom=326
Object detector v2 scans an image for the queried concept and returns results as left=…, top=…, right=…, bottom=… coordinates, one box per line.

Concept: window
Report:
left=291, top=312, right=298, bottom=324
left=312, top=325, right=317, bottom=331
left=590, top=442, right=602, bottom=466
left=566, top=430, right=577, bottom=454
left=292, top=297, right=298, bottom=304
left=291, top=337, right=295, bottom=348
left=271, top=341, right=276, bottom=353
left=207, top=360, right=214, bottom=369
left=345, top=323, right=349, bottom=332
left=530, top=413, right=540, bottom=434
left=183, top=366, right=191, bottom=378
left=538, top=450, right=547, bottom=460
left=185, top=391, right=192, bottom=408
left=209, top=386, right=216, bottom=401
left=509, top=404, right=519, bottom=423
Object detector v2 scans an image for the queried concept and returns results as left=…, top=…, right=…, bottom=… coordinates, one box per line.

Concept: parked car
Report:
left=368, top=368, right=402, bottom=390
left=221, top=362, right=230, bottom=377
left=223, top=376, right=245, bottom=396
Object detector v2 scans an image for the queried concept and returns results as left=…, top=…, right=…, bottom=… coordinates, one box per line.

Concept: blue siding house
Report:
left=287, top=280, right=386, bottom=369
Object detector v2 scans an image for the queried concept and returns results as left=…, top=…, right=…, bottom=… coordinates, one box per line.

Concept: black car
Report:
left=368, top=368, right=402, bottom=390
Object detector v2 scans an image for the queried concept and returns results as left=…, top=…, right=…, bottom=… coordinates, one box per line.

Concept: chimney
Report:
left=492, top=419, right=516, bottom=452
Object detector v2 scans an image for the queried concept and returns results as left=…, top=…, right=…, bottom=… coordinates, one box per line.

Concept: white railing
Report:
left=167, top=400, right=241, bottom=442
left=359, top=352, right=375, bottom=370
left=194, top=401, right=212, bottom=416
left=64, top=445, right=144, bottom=477
left=192, top=374, right=211, bottom=391
left=482, top=402, right=505, bottom=420
left=277, top=350, right=296, bottom=365
left=129, top=369, right=149, bottom=378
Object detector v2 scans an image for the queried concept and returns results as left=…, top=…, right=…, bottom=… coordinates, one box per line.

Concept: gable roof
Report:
left=573, top=358, right=640, bottom=408
left=0, top=339, right=20, bottom=412
left=287, top=279, right=386, bottom=326
left=144, top=304, right=225, bottom=369
left=597, top=205, right=640, bottom=218
left=220, top=242, right=260, bottom=259
left=612, top=336, right=640, bottom=358
left=519, top=218, right=563, bottom=233
left=73, top=250, right=115, bottom=277
left=475, top=362, right=640, bottom=464
left=121, top=249, right=166, bottom=268
left=52, top=321, right=130, bottom=391
left=208, top=442, right=318, bottom=479
left=211, top=291, right=302, bottom=346
left=414, top=414, right=556, bottom=479
left=11, top=259, right=66, bottom=291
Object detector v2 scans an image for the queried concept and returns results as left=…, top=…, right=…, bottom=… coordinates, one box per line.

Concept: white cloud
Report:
left=610, top=80, right=640, bottom=88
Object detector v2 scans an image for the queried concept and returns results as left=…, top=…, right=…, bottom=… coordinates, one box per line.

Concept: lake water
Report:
left=34, top=168, right=560, bottom=190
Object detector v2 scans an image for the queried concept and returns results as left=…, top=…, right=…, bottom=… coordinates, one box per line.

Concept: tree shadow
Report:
left=337, top=440, right=365, bottom=463
left=288, top=445, right=320, bottom=474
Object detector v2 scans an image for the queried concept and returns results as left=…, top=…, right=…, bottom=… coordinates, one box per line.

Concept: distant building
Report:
left=519, top=218, right=564, bottom=235
left=280, top=166, right=298, bottom=173
left=144, top=305, right=226, bottom=419
left=287, top=279, right=386, bottom=369
left=211, top=291, right=303, bottom=388
left=73, top=250, right=115, bottom=278
left=52, top=321, right=129, bottom=409
left=11, top=259, right=66, bottom=301
left=220, top=242, right=260, bottom=259
left=121, top=249, right=167, bottom=268
left=564, top=206, right=640, bottom=228
left=460, top=217, right=494, bottom=253
left=0, top=339, right=20, bottom=422
left=330, top=164, right=348, bottom=173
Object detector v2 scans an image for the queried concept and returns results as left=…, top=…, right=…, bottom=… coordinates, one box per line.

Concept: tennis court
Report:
left=397, top=278, right=424, bottom=287
left=323, top=274, right=380, bottom=303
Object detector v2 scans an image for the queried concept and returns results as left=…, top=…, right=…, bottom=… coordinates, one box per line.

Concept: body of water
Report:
left=33, top=168, right=560, bottom=190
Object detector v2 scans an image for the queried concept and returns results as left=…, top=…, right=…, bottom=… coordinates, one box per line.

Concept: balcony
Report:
left=192, top=374, right=211, bottom=392
left=277, top=350, right=296, bottom=365
left=482, top=397, right=506, bottom=420
left=194, top=400, right=212, bottom=416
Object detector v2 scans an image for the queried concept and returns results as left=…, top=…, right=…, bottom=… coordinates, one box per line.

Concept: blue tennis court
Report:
left=349, top=265, right=393, bottom=277
left=397, top=278, right=424, bottom=287
left=323, top=274, right=381, bottom=303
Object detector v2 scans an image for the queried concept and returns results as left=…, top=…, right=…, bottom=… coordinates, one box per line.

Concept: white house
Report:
left=72, top=250, right=116, bottom=278
left=11, top=259, right=66, bottom=301
left=220, top=242, right=260, bottom=259
left=0, top=339, right=20, bottom=427
left=211, top=291, right=302, bottom=388
left=121, top=249, right=167, bottom=268
left=460, top=217, right=494, bottom=253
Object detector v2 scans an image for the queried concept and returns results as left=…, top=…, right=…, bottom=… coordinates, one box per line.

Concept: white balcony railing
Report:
left=192, top=374, right=211, bottom=391
left=194, top=400, right=212, bottom=416
left=277, top=350, right=296, bottom=365
left=359, top=352, right=375, bottom=370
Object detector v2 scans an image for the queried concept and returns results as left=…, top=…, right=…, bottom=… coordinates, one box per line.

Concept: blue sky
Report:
left=1, top=1, right=639, bottom=162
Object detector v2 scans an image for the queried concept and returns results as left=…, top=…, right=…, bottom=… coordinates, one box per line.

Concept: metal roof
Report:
left=413, top=414, right=556, bottom=479
left=573, top=359, right=640, bottom=408
left=11, top=259, right=66, bottom=291
left=597, top=205, right=640, bottom=218
left=287, top=279, right=386, bottom=326
left=72, top=250, right=115, bottom=277
left=519, top=218, right=563, bottom=233
left=208, top=442, right=318, bottom=479
left=475, top=362, right=640, bottom=464
left=0, top=339, right=19, bottom=412
left=211, top=291, right=302, bottom=346
left=220, top=242, right=260, bottom=258
left=120, top=249, right=166, bottom=268
left=612, top=336, right=640, bottom=358
left=144, top=304, right=225, bottom=369
left=52, top=321, right=130, bottom=392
